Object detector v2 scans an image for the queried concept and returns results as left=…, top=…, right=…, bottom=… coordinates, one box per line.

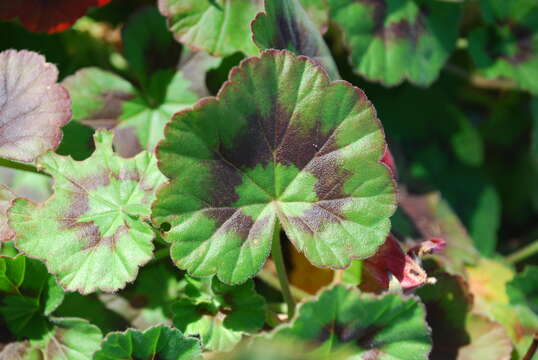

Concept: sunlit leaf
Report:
left=63, top=68, right=199, bottom=157
left=0, top=186, right=15, bottom=242
left=252, top=0, right=340, bottom=79
left=93, top=325, right=202, bottom=360
left=457, top=315, right=512, bottom=360
left=328, top=0, right=461, bottom=86
left=0, top=317, right=102, bottom=360
left=172, top=277, right=266, bottom=351
left=0, top=50, right=71, bottom=163
left=0, top=0, right=111, bottom=33
left=260, top=285, right=431, bottom=359
left=152, top=50, right=396, bottom=284
left=10, top=131, right=166, bottom=294
left=158, top=0, right=262, bottom=57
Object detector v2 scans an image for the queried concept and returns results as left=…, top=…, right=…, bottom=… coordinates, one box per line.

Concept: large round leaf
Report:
left=0, top=50, right=71, bottom=162
left=259, top=285, right=432, bottom=359
left=153, top=50, right=396, bottom=285
left=10, top=131, right=166, bottom=294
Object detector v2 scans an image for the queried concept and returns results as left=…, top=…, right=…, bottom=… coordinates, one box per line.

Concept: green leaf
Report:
left=0, top=317, right=102, bottom=360
left=0, top=50, right=71, bottom=163
left=252, top=0, right=340, bottom=79
left=10, top=131, right=166, bottom=294
left=260, top=285, right=432, bottom=359
left=0, top=255, right=64, bottom=338
left=457, top=315, right=512, bottom=360
left=0, top=167, right=51, bottom=202
left=507, top=265, right=538, bottom=314
left=93, top=325, right=202, bottom=360
left=152, top=50, right=396, bottom=284
left=158, top=0, right=262, bottom=57
left=122, top=6, right=181, bottom=87
left=63, top=68, right=199, bottom=157
left=328, top=0, right=461, bottom=86
left=468, top=4, right=538, bottom=94
left=172, top=277, right=266, bottom=351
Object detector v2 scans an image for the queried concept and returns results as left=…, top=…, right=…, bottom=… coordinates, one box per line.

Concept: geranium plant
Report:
left=0, top=0, right=537, bottom=359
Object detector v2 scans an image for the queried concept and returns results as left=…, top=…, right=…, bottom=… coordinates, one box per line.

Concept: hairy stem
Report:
left=271, top=224, right=296, bottom=319
left=523, top=334, right=538, bottom=360
left=507, top=240, right=538, bottom=264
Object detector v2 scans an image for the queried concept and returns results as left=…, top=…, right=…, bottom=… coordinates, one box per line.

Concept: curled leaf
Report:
left=153, top=50, right=396, bottom=285
left=0, top=50, right=71, bottom=163
left=9, top=131, right=166, bottom=294
left=0, top=0, right=111, bottom=33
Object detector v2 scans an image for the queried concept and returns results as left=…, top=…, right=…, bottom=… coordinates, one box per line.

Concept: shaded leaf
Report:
left=93, top=325, right=202, bottom=360
left=507, top=265, right=538, bottom=314
left=176, top=50, right=223, bottom=98
left=0, top=0, right=110, bottom=33
left=122, top=6, right=181, bottom=87
left=457, top=314, right=512, bottom=360
left=468, top=3, right=538, bottom=94
left=158, top=0, right=262, bottom=57
left=172, top=277, right=266, bottom=351
left=0, top=167, right=51, bottom=203
left=10, top=131, right=166, bottom=294
left=0, top=50, right=71, bottom=163
left=252, top=0, right=340, bottom=79
left=152, top=50, right=396, bottom=284
left=0, top=255, right=64, bottom=338
left=262, top=285, right=432, bottom=359
left=0, top=317, right=102, bottom=360
left=328, top=0, right=461, bottom=86
left=417, top=270, right=473, bottom=359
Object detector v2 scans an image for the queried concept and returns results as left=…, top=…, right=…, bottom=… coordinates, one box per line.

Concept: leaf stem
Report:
left=257, top=269, right=310, bottom=301
left=271, top=224, right=296, bottom=319
left=507, top=240, right=538, bottom=264
left=523, top=333, right=538, bottom=360
left=0, top=158, right=44, bottom=175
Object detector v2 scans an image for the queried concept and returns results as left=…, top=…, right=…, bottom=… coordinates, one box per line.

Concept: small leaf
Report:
left=468, top=3, right=538, bottom=94
left=0, top=317, right=102, bottom=360
left=0, top=50, right=71, bottom=163
left=252, top=0, right=340, bottom=79
left=10, top=131, right=166, bottom=294
left=172, top=277, right=266, bottom=351
left=261, top=285, right=432, bottom=359
left=457, top=314, right=513, bottom=360
left=507, top=265, right=538, bottom=314
left=0, top=0, right=111, bottom=33
left=153, top=50, right=396, bottom=284
left=93, top=325, right=202, bottom=360
left=328, top=0, right=461, bottom=86
left=158, top=0, right=262, bottom=57
left=122, top=6, right=181, bottom=87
